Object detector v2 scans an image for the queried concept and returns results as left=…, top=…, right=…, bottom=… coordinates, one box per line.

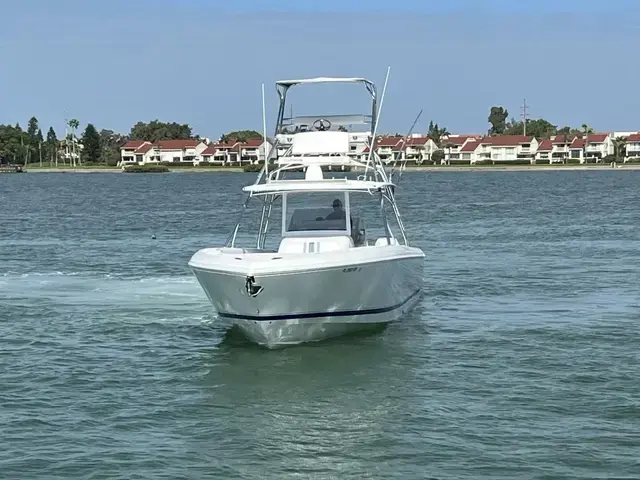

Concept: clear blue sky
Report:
left=1, top=0, right=639, bottom=138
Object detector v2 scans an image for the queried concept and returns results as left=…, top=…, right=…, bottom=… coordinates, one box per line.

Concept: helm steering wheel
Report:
left=312, top=118, right=332, bottom=131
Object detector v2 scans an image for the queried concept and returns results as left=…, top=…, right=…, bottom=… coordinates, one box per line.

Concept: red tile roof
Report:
left=441, top=135, right=481, bottom=146
left=405, top=136, right=431, bottom=147
left=123, top=139, right=202, bottom=152
left=566, top=133, right=609, bottom=149
left=585, top=133, right=608, bottom=143
left=242, top=138, right=263, bottom=148
left=552, top=135, right=573, bottom=144
left=135, top=143, right=154, bottom=154
left=570, top=137, right=586, bottom=148
left=626, top=133, right=640, bottom=142
left=460, top=140, right=478, bottom=152
left=201, top=145, right=219, bottom=156
left=478, top=135, right=534, bottom=146
left=376, top=136, right=403, bottom=148
left=122, top=140, right=146, bottom=149
left=364, top=135, right=475, bottom=152
left=537, top=139, right=553, bottom=151
left=199, top=140, right=263, bottom=156
left=155, top=139, right=200, bottom=150
left=362, top=136, right=403, bottom=153
left=213, top=141, right=241, bottom=151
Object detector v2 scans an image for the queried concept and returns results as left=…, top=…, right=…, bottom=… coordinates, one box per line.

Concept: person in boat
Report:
left=326, top=198, right=346, bottom=220
left=324, top=198, right=365, bottom=245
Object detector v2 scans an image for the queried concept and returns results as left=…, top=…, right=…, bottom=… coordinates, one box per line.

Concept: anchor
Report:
left=245, top=275, right=263, bottom=297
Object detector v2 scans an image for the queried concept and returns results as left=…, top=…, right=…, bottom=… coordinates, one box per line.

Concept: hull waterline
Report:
left=189, top=251, right=424, bottom=348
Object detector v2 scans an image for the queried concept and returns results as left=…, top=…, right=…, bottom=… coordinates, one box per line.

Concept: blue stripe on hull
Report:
left=217, top=289, right=422, bottom=322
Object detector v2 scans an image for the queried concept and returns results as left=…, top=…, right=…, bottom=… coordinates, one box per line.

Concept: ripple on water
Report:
left=1, top=171, right=640, bottom=479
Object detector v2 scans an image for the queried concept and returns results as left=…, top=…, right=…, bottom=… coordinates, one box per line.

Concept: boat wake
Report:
left=0, top=271, right=211, bottom=324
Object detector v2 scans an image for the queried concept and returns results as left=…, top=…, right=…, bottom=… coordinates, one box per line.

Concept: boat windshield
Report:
left=283, top=192, right=350, bottom=235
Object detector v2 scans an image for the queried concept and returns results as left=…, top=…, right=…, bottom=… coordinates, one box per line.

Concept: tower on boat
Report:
left=188, top=73, right=425, bottom=348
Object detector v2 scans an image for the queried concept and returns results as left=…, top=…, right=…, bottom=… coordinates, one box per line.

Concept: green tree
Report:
left=36, top=128, right=44, bottom=165
left=427, top=121, right=450, bottom=146
left=27, top=116, right=39, bottom=139
left=130, top=120, right=193, bottom=141
left=504, top=118, right=557, bottom=138
left=613, top=136, right=626, bottom=161
left=528, top=119, right=557, bottom=138
left=46, top=127, right=58, bottom=165
left=99, top=129, right=126, bottom=166
left=488, top=106, right=508, bottom=135
left=557, top=125, right=583, bottom=137
left=25, top=116, right=40, bottom=164
left=81, top=123, right=101, bottom=163
left=0, top=124, right=25, bottom=164
left=431, top=149, right=445, bottom=164
left=220, top=130, right=262, bottom=143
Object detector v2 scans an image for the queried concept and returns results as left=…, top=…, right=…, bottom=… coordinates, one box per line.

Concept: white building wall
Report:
left=626, top=140, right=640, bottom=157
left=517, top=138, right=538, bottom=156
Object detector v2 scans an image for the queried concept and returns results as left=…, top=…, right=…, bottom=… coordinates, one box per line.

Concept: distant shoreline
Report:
left=401, top=164, right=640, bottom=172
left=22, top=167, right=244, bottom=173
left=18, top=164, right=640, bottom=174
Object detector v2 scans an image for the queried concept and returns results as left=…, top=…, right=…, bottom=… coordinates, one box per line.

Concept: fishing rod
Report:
left=389, top=108, right=423, bottom=185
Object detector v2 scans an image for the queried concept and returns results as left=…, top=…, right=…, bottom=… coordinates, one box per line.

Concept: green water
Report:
left=1, top=171, right=639, bottom=479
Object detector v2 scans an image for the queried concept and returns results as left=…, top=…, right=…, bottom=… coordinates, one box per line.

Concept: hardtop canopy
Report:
left=275, top=77, right=375, bottom=90
left=242, top=178, right=393, bottom=196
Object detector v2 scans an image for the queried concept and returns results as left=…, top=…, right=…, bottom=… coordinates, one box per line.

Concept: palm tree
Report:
left=613, top=136, right=627, bottom=162
left=66, top=118, right=80, bottom=166
left=427, top=122, right=450, bottom=146
left=443, top=141, right=455, bottom=165
left=436, top=127, right=450, bottom=146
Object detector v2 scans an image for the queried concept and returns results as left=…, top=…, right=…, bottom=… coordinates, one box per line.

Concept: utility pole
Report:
left=521, top=98, right=528, bottom=136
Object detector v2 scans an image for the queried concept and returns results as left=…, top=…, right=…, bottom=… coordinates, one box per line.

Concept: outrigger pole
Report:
left=261, top=82, right=269, bottom=182
left=363, top=66, right=391, bottom=181
left=382, top=107, right=422, bottom=247
left=255, top=82, right=272, bottom=248
left=229, top=82, right=273, bottom=248
left=389, top=108, right=423, bottom=185
left=359, top=66, right=409, bottom=246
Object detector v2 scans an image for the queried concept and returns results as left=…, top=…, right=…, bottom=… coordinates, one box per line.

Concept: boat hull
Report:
left=189, top=247, right=424, bottom=348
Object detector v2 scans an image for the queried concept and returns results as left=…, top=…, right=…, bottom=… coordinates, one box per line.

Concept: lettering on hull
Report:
left=342, top=267, right=361, bottom=273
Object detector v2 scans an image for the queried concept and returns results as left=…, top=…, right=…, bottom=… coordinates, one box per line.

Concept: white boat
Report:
left=188, top=74, right=425, bottom=348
